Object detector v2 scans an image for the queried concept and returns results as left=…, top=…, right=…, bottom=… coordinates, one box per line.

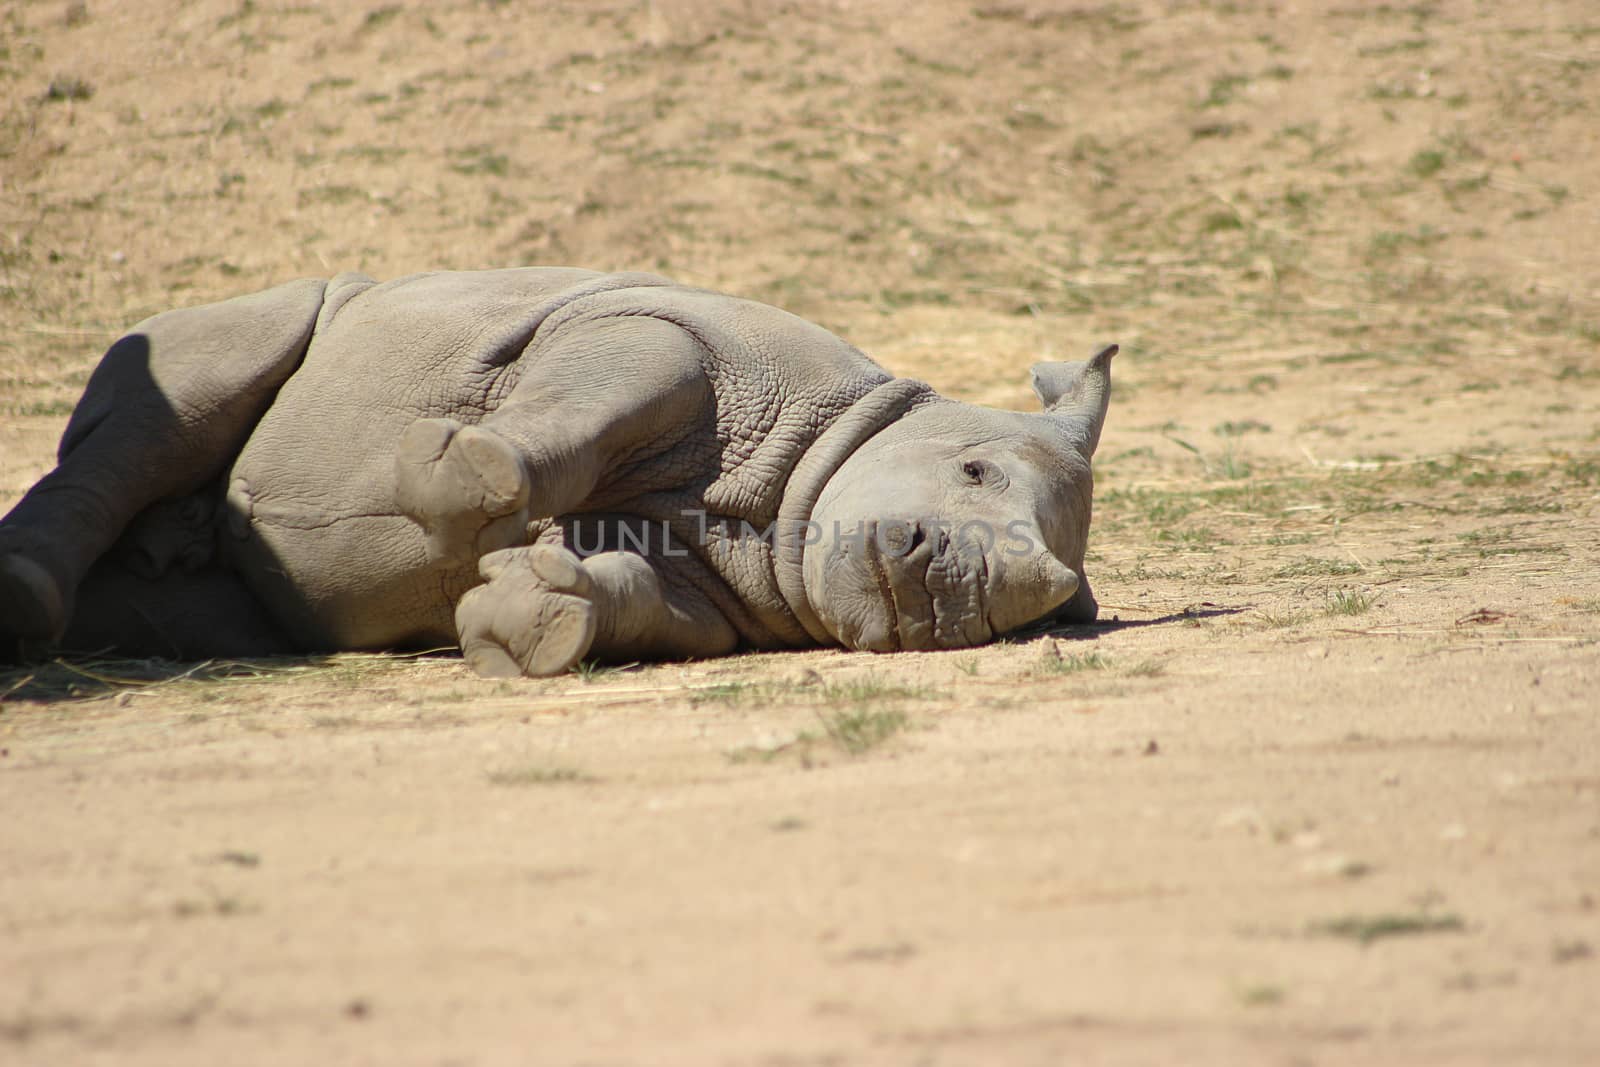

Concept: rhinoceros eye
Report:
left=961, top=459, right=1002, bottom=486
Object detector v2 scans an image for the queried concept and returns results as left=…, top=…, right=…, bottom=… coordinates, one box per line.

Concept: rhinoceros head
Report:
left=802, top=344, right=1115, bottom=651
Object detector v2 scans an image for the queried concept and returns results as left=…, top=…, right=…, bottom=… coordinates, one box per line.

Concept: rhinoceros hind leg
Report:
left=454, top=545, right=597, bottom=677
left=394, top=418, right=533, bottom=569
left=59, top=557, right=295, bottom=660
left=0, top=277, right=326, bottom=649
left=0, top=549, right=68, bottom=647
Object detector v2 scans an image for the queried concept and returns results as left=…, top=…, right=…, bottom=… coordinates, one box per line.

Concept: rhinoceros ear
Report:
left=1030, top=343, right=1117, bottom=456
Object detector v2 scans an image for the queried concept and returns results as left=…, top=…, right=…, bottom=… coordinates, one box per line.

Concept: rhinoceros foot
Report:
left=454, top=545, right=598, bottom=678
left=394, top=418, right=532, bottom=568
left=0, top=547, right=68, bottom=648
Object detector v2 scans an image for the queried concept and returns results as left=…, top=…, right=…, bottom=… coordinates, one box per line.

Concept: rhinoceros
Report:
left=0, top=268, right=1114, bottom=677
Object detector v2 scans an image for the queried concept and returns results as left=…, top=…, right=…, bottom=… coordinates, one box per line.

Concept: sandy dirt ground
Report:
left=2, top=1, right=1598, bottom=1063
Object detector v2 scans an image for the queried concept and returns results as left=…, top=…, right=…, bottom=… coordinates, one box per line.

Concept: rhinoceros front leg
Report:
left=393, top=315, right=711, bottom=570
left=0, top=278, right=326, bottom=648
left=393, top=419, right=534, bottom=568
left=454, top=545, right=737, bottom=677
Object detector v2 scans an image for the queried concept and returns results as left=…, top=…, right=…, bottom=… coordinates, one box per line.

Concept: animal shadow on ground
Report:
left=1022, top=603, right=1245, bottom=644
left=0, top=606, right=1245, bottom=704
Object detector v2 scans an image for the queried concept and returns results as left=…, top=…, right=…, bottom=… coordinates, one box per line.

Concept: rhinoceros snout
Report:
left=812, top=517, right=1082, bottom=652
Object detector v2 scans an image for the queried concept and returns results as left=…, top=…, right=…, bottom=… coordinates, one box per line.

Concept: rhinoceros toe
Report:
left=455, top=545, right=597, bottom=678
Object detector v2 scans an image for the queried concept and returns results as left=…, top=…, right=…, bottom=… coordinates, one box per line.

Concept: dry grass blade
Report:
left=0, top=653, right=402, bottom=704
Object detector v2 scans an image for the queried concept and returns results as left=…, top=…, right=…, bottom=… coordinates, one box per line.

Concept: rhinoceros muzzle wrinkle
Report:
left=853, top=519, right=995, bottom=652
left=958, top=543, right=994, bottom=647
left=862, top=525, right=903, bottom=652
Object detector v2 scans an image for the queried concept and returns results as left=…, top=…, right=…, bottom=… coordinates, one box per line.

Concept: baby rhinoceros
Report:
left=0, top=268, right=1115, bottom=677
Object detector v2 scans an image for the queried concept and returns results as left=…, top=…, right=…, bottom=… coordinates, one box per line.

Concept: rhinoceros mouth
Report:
left=852, top=521, right=993, bottom=652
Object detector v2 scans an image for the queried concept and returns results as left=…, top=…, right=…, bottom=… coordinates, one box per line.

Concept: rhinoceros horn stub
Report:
left=1029, top=343, right=1117, bottom=457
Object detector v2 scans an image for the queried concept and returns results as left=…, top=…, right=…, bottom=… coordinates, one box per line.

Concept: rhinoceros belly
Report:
left=221, top=437, right=467, bottom=651
left=218, top=369, right=473, bottom=652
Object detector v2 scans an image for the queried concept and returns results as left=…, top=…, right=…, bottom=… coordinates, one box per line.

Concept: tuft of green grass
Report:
left=1409, top=149, right=1447, bottom=178
left=1326, top=589, right=1374, bottom=616
left=42, top=75, right=93, bottom=102
left=361, top=5, right=402, bottom=30
left=1037, top=648, right=1108, bottom=675
left=1256, top=607, right=1307, bottom=629
left=214, top=850, right=261, bottom=868
left=571, top=659, right=636, bottom=683
left=1275, top=558, right=1364, bottom=578
left=1214, top=419, right=1272, bottom=436
left=1212, top=443, right=1252, bottom=480
left=818, top=708, right=909, bottom=755
left=823, top=676, right=930, bottom=703
left=1235, top=982, right=1286, bottom=1007
left=1156, top=526, right=1222, bottom=551
left=1480, top=494, right=1563, bottom=516
left=1367, top=225, right=1448, bottom=260
left=298, top=185, right=368, bottom=207
left=1201, top=210, right=1245, bottom=235
left=451, top=149, right=510, bottom=177
left=309, top=75, right=354, bottom=94
left=692, top=674, right=931, bottom=707
left=1192, top=121, right=1242, bottom=141
left=690, top=681, right=758, bottom=705
left=1311, top=911, right=1464, bottom=945
left=1566, top=459, right=1600, bottom=485
left=717, top=672, right=933, bottom=763
left=1456, top=526, right=1565, bottom=559
left=339, top=145, right=408, bottom=164
left=1097, top=486, right=1198, bottom=528
left=1166, top=433, right=1251, bottom=480
left=486, top=765, right=594, bottom=786
left=726, top=706, right=917, bottom=764
left=6, top=399, right=74, bottom=417
left=174, top=893, right=253, bottom=918
left=1360, top=36, right=1434, bottom=57
left=1202, top=73, right=1252, bottom=108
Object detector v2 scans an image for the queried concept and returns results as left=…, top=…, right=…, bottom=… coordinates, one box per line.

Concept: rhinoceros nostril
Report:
left=877, top=518, right=923, bottom=558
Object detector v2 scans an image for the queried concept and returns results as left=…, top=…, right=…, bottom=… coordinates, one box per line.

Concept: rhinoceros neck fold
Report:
left=773, top=377, right=938, bottom=645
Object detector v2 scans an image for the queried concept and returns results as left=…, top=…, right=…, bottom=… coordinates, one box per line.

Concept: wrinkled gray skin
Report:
left=0, top=269, right=1113, bottom=677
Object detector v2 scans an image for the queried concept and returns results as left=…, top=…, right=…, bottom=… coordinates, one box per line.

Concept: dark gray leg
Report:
left=61, top=556, right=294, bottom=660
left=0, top=279, right=326, bottom=646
